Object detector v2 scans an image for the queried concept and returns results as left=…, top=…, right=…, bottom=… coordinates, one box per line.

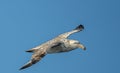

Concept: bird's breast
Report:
left=46, top=44, right=69, bottom=54
left=46, top=45, right=75, bottom=54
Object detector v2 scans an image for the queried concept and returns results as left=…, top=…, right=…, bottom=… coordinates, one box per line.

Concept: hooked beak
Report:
left=78, top=44, right=86, bottom=51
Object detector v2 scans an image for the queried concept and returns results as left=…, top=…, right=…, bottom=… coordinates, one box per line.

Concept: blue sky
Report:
left=0, top=0, right=120, bottom=73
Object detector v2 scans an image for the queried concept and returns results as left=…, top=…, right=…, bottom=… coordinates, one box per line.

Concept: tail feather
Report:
left=26, top=49, right=38, bottom=53
left=26, top=49, right=35, bottom=53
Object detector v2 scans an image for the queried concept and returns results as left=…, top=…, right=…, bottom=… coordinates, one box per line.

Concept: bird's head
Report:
left=69, top=40, right=86, bottom=50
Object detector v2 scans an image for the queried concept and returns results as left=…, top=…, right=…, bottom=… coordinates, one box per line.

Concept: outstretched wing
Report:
left=58, top=24, right=84, bottom=39
left=19, top=49, right=46, bottom=70
left=20, top=41, right=64, bottom=70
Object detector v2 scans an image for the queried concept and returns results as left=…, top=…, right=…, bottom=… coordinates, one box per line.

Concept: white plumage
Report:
left=20, top=25, right=86, bottom=70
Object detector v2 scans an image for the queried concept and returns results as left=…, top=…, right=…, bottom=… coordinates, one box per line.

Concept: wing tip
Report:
left=19, top=61, right=32, bottom=70
left=74, top=24, right=84, bottom=30
left=19, top=67, right=25, bottom=70
left=19, top=66, right=26, bottom=70
left=19, top=64, right=30, bottom=70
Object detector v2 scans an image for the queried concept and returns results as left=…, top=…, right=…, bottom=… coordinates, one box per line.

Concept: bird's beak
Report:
left=78, top=44, right=86, bottom=51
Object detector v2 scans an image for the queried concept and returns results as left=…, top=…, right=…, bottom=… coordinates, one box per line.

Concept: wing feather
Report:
left=58, top=24, right=84, bottom=38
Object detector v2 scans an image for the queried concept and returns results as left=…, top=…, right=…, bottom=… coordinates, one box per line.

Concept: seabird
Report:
left=20, top=24, right=86, bottom=70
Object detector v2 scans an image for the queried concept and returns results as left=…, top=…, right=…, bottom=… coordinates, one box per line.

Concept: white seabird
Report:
left=20, top=24, right=86, bottom=70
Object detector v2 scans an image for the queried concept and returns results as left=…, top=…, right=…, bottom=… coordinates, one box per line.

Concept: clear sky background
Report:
left=0, top=0, right=120, bottom=73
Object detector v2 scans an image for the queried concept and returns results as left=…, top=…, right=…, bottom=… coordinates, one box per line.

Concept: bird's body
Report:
left=20, top=25, right=86, bottom=70
left=47, top=39, right=76, bottom=53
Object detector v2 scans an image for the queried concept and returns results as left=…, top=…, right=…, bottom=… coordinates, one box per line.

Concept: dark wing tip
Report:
left=19, top=57, right=42, bottom=70
left=74, top=24, right=84, bottom=30
left=19, top=67, right=25, bottom=70
left=19, top=61, right=33, bottom=70
left=19, top=66, right=26, bottom=70
left=19, top=63, right=32, bottom=70
left=83, top=47, right=86, bottom=51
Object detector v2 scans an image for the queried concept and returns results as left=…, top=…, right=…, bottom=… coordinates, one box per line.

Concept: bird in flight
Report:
left=20, top=24, right=86, bottom=70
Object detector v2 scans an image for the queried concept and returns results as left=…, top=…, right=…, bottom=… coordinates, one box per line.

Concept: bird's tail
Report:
left=26, top=49, right=37, bottom=53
